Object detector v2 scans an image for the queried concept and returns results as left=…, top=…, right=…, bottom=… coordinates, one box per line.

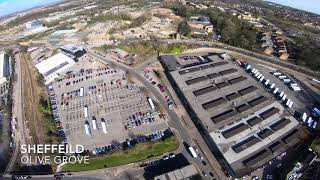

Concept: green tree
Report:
left=178, top=21, right=191, bottom=36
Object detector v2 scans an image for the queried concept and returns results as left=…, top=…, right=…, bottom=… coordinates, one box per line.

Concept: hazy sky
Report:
left=265, top=0, right=320, bottom=14
left=0, top=0, right=319, bottom=17
left=0, top=0, right=59, bottom=16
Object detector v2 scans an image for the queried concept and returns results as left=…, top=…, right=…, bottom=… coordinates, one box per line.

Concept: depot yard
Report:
left=49, top=55, right=168, bottom=152
left=159, top=52, right=310, bottom=177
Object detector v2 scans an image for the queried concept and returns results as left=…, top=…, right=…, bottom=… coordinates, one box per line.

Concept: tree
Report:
left=178, top=21, right=191, bottom=36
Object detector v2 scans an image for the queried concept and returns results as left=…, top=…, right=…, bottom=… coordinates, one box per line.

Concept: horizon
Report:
left=0, top=0, right=60, bottom=17
left=0, top=0, right=319, bottom=18
left=265, top=0, right=320, bottom=15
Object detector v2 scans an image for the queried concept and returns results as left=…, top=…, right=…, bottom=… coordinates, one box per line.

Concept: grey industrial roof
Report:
left=270, top=118, right=291, bottom=131
left=222, top=123, right=250, bottom=139
left=247, top=116, right=263, bottom=126
left=259, top=107, right=280, bottom=120
left=257, top=128, right=274, bottom=139
left=193, top=85, right=217, bottom=96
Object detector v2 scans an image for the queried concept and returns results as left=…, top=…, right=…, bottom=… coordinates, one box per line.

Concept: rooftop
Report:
left=159, top=52, right=308, bottom=177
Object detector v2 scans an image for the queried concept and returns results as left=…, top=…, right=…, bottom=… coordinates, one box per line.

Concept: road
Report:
left=87, top=50, right=226, bottom=180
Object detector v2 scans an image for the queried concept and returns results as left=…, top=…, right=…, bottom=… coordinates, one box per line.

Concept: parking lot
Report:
left=49, top=56, right=168, bottom=151
left=246, top=63, right=313, bottom=115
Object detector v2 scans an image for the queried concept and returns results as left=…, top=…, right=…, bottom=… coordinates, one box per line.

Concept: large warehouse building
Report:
left=0, top=52, right=11, bottom=106
left=159, top=52, right=309, bottom=177
left=35, top=53, right=76, bottom=84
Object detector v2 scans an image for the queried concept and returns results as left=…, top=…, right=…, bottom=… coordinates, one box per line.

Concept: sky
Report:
left=0, top=0, right=319, bottom=17
left=265, top=0, right=320, bottom=15
left=0, top=0, right=59, bottom=17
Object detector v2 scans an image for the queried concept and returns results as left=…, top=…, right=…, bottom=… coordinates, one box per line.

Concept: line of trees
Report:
left=170, top=4, right=259, bottom=50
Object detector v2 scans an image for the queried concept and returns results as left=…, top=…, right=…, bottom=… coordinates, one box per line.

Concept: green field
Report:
left=311, top=137, right=320, bottom=156
left=62, top=136, right=179, bottom=172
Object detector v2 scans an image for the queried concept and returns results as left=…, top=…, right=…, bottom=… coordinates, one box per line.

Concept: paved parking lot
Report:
left=250, top=63, right=313, bottom=115
left=49, top=57, right=168, bottom=151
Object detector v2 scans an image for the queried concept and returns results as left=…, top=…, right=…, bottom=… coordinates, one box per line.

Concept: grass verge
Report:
left=311, top=137, right=320, bottom=156
left=62, top=136, right=179, bottom=172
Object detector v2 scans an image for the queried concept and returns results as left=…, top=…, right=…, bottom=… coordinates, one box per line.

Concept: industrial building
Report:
left=60, top=44, right=86, bottom=58
left=107, top=48, right=133, bottom=65
left=0, top=52, right=11, bottom=106
left=159, top=52, right=309, bottom=177
left=35, top=53, right=76, bottom=84
left=25, top=20, right=43, bottom=29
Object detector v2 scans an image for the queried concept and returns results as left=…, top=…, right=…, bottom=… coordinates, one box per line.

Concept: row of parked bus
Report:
left=301, top=111, right=318, bottom=129
left=272, top=71, right=301, bottom=92
left=244, top=64, right=294, bottom=109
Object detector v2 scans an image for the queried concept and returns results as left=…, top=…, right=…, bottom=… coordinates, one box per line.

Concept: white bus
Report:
left=84, top=106, right=89, bottom=118
left=84, top=122, right=91, bottom=135
left=188, top=146, right=198, bottom=158
left=80, top=87, right=84, bottom=97
left=147, top=97, right=155, bottom=109
left=101, top=121, right=108, bottom=134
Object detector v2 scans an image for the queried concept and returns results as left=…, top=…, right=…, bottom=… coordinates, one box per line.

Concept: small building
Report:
left=25, top=20, right=43, bottom=30
left=0, top=52, right=12, bottom=106
left=187, top=16, right=214, bottom=36
left=60, top=44, right=86, bottom=58
left=108, top=48, right=133, bottom=65
left=153, top=164, right=199, bottom=180
left=35, top=53, right=76, bottom=84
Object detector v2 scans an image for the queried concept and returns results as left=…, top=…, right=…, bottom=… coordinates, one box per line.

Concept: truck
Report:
left=147, top=97, right=155, bottom=109
left=188, top=146, right=198, bottom=158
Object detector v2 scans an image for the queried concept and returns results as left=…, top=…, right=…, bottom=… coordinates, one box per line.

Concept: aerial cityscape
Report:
left=0, top=0, right=320, bottom=180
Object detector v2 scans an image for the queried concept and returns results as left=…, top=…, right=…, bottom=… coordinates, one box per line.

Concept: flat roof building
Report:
left=159, top=52, right=308, bottom=177
left=35, top=53, right=76, bottom=84
left=60, top=44, right=86, bottom=58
